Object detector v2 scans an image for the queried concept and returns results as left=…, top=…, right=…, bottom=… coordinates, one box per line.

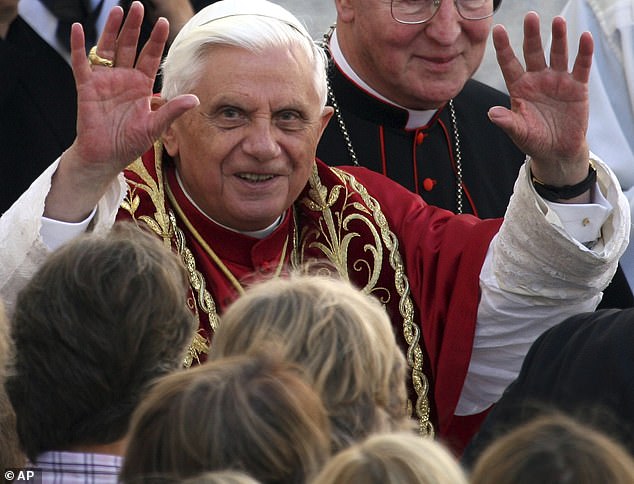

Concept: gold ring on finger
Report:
left=88, top=46, right=115, bottom=68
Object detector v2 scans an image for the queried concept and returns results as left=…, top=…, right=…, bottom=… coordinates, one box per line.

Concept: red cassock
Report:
left=118, top=142, right=502, bottom=452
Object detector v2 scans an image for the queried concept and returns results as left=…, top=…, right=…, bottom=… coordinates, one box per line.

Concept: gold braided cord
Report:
left=168, top=210, right=220, bottom=332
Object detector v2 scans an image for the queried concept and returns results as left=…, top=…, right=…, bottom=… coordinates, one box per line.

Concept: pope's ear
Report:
left=319, top=106, right=334, bottom=138
left=161, top=124, right=179, bottom=157
left=151, top=97, right=179, bottom=156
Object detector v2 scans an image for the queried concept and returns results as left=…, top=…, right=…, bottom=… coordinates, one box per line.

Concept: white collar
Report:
left=330, top=28, right=438, bottom=129
left=175, top=169, right=283, bottom=239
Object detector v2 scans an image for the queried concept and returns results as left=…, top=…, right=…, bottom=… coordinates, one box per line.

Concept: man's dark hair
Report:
left=5, top=222, right=196, bottom=461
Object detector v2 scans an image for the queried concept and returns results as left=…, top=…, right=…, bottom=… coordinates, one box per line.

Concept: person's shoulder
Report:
left=522, top=307, right=634, bottom=369
left=549, top=307, right=634, bottom=346
left=315, top=159, right=417, bottom=197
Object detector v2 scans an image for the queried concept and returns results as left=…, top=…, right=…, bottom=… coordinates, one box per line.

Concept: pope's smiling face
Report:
left=162, top=44, right=333, bottom=232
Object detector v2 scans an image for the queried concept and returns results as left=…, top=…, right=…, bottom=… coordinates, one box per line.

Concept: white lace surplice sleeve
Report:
left=457, top=155, right=630, bottom=415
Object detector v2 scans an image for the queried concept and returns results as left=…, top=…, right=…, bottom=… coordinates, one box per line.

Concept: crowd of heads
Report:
left=5, top=220, right=634, bottom=483
left=0, top=215, right=470, bottom=482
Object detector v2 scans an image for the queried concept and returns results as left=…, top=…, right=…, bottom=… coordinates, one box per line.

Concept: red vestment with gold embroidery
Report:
left=118, top=143, right=502, bottom=451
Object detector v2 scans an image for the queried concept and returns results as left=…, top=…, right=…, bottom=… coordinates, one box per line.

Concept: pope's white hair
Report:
left=160, top=15, right=328, bottom=108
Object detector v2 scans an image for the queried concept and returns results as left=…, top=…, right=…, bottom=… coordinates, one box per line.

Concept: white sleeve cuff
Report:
left=41, top=209, right=97, bottom=251
left=544, top=183, right=612, bottom=244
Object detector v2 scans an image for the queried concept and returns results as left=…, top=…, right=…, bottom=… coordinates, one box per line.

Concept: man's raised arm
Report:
left=45, top=1, right=198, bottom=222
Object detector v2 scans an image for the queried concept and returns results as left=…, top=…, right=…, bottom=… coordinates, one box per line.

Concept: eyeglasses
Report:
left=391, top=0, right=500, bottom=24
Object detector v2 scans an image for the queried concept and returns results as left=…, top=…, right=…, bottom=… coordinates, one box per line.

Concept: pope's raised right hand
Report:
left=45, top=1, right=198, bottom=222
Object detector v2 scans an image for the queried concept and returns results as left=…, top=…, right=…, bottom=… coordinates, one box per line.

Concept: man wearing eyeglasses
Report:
left=316, top=0, right=633, bottom=307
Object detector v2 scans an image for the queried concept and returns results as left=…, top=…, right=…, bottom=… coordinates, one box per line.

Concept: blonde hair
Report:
left=211, top=272, right=411, bottom=451
left=310, top=431, right=469, bottom=484
left=179, top=470, right=261, bottom=484
left=470, top=413, right=634, bottom=484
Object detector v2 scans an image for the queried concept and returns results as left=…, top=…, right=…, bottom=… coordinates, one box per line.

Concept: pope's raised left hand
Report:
left=490, top=12, right=593, bottom=192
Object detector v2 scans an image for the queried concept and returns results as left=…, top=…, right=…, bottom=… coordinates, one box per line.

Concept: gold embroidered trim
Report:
left=184, top=332, right=211, bottom=368
left=121, top=141, right=173, bottom=247
left=168, top=210, right=220, bottom=333
left=121, top=142, right=213, bottom=366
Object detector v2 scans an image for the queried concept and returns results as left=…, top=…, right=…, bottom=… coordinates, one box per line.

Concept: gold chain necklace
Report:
left=166, top=181, right=290, bottom=296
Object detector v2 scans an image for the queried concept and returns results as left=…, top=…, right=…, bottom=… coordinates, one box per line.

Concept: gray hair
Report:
left=161, top=12, right=328, bottom=108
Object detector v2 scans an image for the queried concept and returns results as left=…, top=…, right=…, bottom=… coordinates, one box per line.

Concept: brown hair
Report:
left=121, top=349, right=331, bottom=484
left=6, top=222, right=196, bottom=461
left=470, top=412, right=634, bottom=484
left=0, top=301, right=25, bottom=468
